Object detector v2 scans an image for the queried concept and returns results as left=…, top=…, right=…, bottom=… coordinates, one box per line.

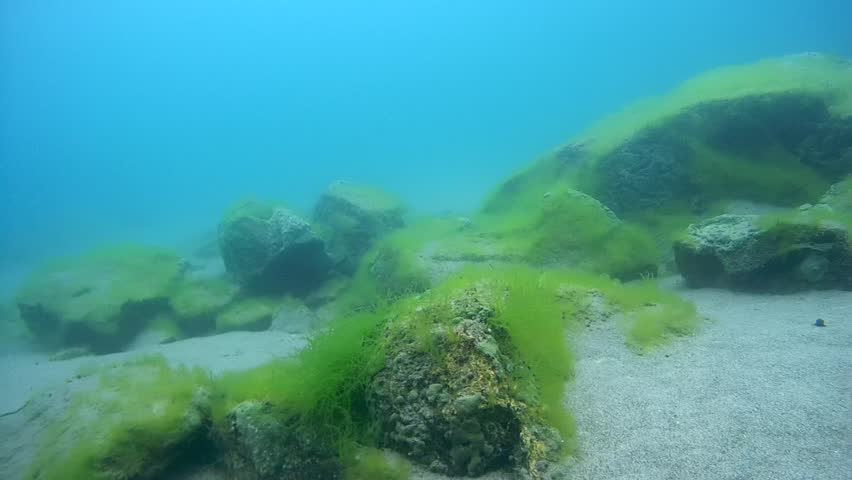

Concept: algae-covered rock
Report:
left=219, top=400, right=340, bottom=480
left=16, top=245, right=182, bottom=352
left=431, top=189, right=659, bottom=280
left=674, top=213, right=852, bottom=290
left=218, top=200, right=331, bottom=295
left=214, top=297, right=280, bottom=333
left=486, top=54, right=852, bottom=222
left=26, top=356, right=214, bottom=480
left=314, top=181, right=405, bottom=274
left=170, top=277, right=238, bottom=334
left=369, top=285, right=563, bottom=478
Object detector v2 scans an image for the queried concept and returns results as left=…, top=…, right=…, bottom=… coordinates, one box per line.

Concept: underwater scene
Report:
left=1, top=2, right=851, bottom=479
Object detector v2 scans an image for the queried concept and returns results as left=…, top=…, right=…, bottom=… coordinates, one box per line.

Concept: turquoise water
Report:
left=1, top=0, right=850, bottom=285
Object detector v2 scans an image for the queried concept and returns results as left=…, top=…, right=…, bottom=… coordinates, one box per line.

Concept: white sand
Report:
left=2, top=281, right=850, bottom=479
left=561, top=279, right=852, bottom=480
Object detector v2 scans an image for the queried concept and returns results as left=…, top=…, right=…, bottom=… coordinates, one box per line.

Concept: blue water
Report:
left=1, top=0, right=850, bottom=293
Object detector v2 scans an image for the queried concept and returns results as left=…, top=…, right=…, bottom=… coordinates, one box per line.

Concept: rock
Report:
left=314, top=181, right=405, bottom=273
left=170, top=278, right=238, bottom=335
left=15, top=245, right=182, bottom=352
left=368, top=287, right=561, bottom=478
left=674, top=213, right=852, bottom=291
left=218, top=200, right=331, bottom=295
left=219, top=400, right=340, bottom=480
left=486, top=55, right=852, bottom=222
left=214, top=297, right=280, bottom=333
left=595, top=130, right=695, bottom=214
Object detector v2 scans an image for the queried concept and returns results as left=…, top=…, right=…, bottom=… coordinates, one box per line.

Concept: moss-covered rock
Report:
left=674, top=212, right=852, bottom=291
left=219, top=400, right=341, bottom=480
left=485, top=54, right=852, bottom=236
left=215, top=297, right=282, bottom=333
left=170, top=277, right=238, bottom=335
left=218, top=199, right=332, bottom=295
left=369, top=286, right=561, bottom=477
left=314, top=181, right=405, bottom=274
left=420, top=190, right=660, bottom=281
left=16, top=246, right=182, bottom=352
left=26, top=356, right=214, bottom=480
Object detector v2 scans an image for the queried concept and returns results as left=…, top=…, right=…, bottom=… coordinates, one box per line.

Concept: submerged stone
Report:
left=486, top=54, right=852, bottom=222
left=219, top=400, right=340, bottom=480
left=314, top=181, right=405, bottom=274
left=368, top=287, right=562, bottom=478
left=674, top=212, right=852, bottom=291
left=218, top=200, right=332, bottom=295
left=15, top=245, right=182, bottom=352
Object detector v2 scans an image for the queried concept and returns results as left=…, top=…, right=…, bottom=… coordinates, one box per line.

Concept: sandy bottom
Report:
left=2, top=280, right=851, bottom=479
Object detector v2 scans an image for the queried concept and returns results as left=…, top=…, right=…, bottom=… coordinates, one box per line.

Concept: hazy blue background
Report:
left=1, top=0, right=851, bottom=293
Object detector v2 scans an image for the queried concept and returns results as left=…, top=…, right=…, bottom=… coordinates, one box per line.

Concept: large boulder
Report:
left=16, top=245, right=182, bottom=352
left=218, top=200, right=331, bottom=295
left=485, top=54, right=852, bottom=221
left=674, top=212, right=852, bottom=291
left=314, top=181, right=405, bottom=273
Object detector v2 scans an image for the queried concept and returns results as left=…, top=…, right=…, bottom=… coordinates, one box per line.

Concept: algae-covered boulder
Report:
left=427, top=189, right=660, bottom=280
left=16, top=246, right=182, bottom=352
left=26, top=356, right=214, bottom=480
left=219, top=400, right=340, bottom=480
left=314, top=181, right=405, bottom=274
left=674, top=212, right=852, bottom=291
left=170, top=277, right=238, bottom=334
left=369, top=283, right=564, bottom=478
left=486, top=54, right=852, bottom=223
left=214, top=297, right=280, bottom=333
left=218, top=200, right=332, bottom=295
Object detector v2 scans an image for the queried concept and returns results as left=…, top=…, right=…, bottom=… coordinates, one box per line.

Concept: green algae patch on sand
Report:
left=16, top=245, right=182, bottom=352
left=27, top=355, right=213, bottom=480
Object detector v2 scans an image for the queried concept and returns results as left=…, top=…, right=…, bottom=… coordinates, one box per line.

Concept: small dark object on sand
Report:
left=814, top=318, right=826, bottom=327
